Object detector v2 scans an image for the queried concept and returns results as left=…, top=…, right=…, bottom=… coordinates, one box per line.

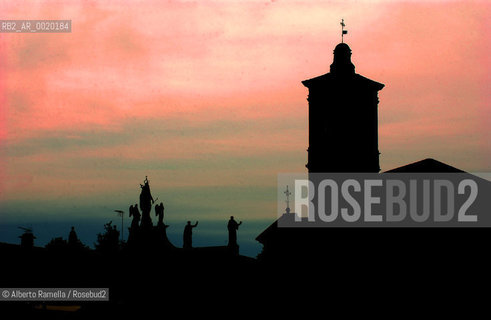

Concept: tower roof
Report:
left=330, top=43, right=355, bottom=75
left=302, top=42, right=384, bottom=91
left=302, top=72, right=384, bottom=91
left=334, top=42, right=351, bottom=52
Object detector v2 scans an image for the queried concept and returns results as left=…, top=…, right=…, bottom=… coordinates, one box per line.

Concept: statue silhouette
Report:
left=139, top=176, right=154, bottom=228
left=129, top=204, right=141, bottom=229
left=155, top=202, right=165, bottom=226
left=183, top=221, right=198, bottom=249
left=227, top=216, right=242, bottom=247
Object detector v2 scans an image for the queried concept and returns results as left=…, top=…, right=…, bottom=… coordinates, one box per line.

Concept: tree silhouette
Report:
left=95, top=221, right=120, bottom=254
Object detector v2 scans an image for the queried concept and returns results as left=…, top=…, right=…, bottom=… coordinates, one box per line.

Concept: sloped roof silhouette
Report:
left=255, top=158, right=469, bottom=246
left=302, top=72, right=384, bottom=91
left=256, top=212, right=296, bottom=244
left=383, top=158, right=464, bottom=173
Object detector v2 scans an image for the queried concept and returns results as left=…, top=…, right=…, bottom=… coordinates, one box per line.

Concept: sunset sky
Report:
left=0, top=0, right=489, bottom=255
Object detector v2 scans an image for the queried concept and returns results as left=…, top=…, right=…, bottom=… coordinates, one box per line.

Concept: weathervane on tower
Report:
left=340, top=19, right=348, bottom=43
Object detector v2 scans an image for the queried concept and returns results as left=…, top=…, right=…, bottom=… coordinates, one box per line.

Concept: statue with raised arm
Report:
left=227, top=216, right=242, bottom=248
left=183, top=221, right=198, bottom=249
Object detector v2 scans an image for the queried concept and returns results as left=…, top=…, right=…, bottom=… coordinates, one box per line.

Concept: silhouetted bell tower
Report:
left=302, top=42, right=384, bottom=173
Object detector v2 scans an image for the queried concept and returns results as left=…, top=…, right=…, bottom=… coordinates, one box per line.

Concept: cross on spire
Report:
left=340, top=19, right=348, bottom=43
left=284, top=185, right=292, bottom=214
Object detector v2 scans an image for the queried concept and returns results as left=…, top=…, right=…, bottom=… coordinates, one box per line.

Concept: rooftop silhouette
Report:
left=1, top=34, right=489, bottom=317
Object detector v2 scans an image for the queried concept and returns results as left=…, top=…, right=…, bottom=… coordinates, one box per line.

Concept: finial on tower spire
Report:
left=340, top=19, right=348, bottom=43
left=284, top=185, right=292, bottom=214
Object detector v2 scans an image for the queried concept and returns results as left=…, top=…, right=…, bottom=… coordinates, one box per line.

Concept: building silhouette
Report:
left=257, top=41, right=387, bottom=262
left=303, top=42, right=384, bottom=173
left=256, top=41, right=491, bottom=262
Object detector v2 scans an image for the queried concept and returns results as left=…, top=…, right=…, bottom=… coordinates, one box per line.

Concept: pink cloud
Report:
left=0, top=0, right=489, bottom=202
